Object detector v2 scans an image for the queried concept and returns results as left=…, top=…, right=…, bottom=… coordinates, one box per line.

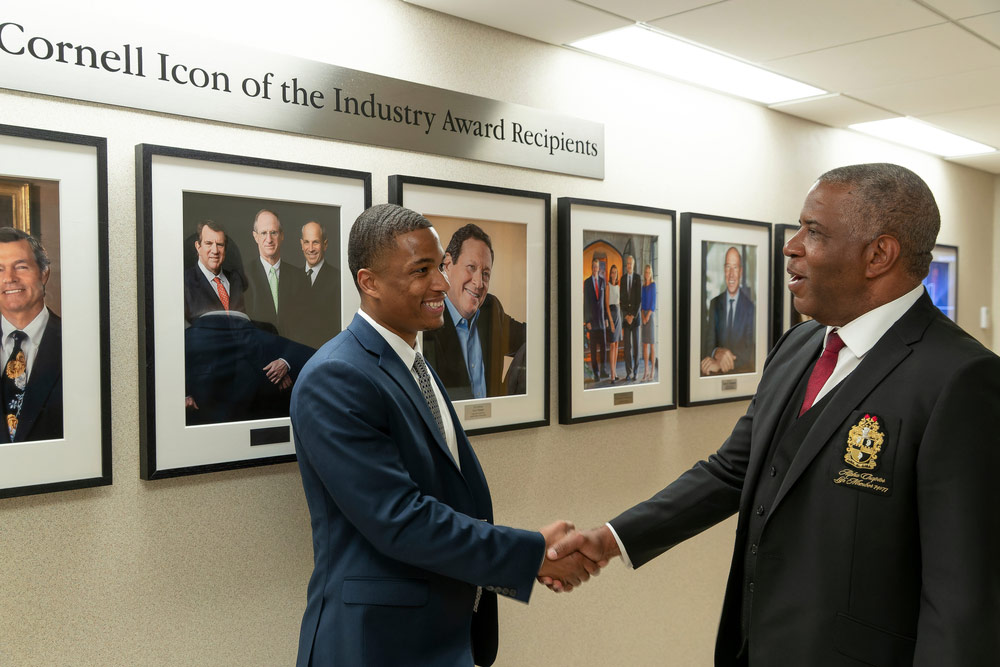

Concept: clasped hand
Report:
left=537, top=521, right=617, bottom=593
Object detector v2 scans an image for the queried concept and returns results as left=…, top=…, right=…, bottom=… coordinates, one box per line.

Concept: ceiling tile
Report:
left=402, top=0, right=630, bottom=45
left=768, top=94, right=896, bottom=127
left=921, top=0, right=1000, bottom=20
left=917, top=105, right=1000, bottom=148
left=578, top=0, right=723, bottom=22
left=849, top=67, right=1000, bottom=116
left=765, top=23, right=1000, bottom=92
left=647, top=0, right=942, bottom=61
left=946, top=151, right=1000, bottom=174
left=960, top=11, right=1000, bottom=45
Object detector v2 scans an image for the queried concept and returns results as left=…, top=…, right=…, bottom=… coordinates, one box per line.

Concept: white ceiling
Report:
left=403, top=0, right=1000, bottom=174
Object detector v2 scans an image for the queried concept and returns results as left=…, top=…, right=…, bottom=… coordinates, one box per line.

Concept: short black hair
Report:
left=817, top=163, right=940, bottom=279
left=347, top=204, right=433, bottom=290
left=444, top=223, right=493, bottom=263
left=195, top=220, right=227, bottom=245
left=0, top=227, right=50, bottom=274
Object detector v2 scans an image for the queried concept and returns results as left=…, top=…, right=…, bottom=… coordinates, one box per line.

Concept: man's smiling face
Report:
left=0, top=240, right=48, bottom=327
left=443, top=238, right=492, bottom=320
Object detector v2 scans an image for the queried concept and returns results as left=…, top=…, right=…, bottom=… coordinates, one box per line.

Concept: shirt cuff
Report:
left=605, top=522, right=634, bottom=569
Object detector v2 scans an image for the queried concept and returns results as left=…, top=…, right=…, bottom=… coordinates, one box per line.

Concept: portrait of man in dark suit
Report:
left=620, top=254, right=642, bottom=381
left=422, top=223, right=526, bottom=400
left=0, top=227, right=61, bottom=443
left=701, top=245, right=756, bottom=375
left=297, top=220, right=340, bottom=349
left=290, top=204, right=596, bottom=666
left=583, top=257, right=607, bottom=380
left=243, top=208, right=309, bottom=343
left=547, top=163, right=1000, bottom=666
left=183, top=220, right=246, bottom=321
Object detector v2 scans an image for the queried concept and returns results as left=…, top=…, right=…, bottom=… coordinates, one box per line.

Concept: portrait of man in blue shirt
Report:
left=423, top=223, right=526, bottom=400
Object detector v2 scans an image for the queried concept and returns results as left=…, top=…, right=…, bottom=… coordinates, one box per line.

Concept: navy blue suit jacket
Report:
left=583, top=275, right=606, bottom=330
left=183, top=264, right=246, bottom=322
left=291, top=314, right=544, bottom=666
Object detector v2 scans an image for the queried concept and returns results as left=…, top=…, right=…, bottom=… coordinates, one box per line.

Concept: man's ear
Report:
left=41, top=267, right=50, bottom=287
left=356, top=267, right=378, bottom=300
left=866, top=235, right=901, bottom=278
left=442, top=252, right=455, bottom=270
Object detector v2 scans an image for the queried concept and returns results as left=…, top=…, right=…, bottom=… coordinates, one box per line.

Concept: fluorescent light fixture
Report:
left=849, top=118, right=995, bottom=157
left=569, top=25, right=825, bottom=104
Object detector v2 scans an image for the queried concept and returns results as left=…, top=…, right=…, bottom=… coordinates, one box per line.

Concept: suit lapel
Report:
left=770, top=296, right=935, bottom=513
left=349, top=315, right=462, bottom=475
left=743, top=324, right=824, bottom=502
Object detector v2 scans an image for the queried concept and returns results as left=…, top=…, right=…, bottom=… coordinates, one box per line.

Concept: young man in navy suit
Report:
left=290, top=204, right=597, bottom=666
left=547, top=164, right=1000, bottom=666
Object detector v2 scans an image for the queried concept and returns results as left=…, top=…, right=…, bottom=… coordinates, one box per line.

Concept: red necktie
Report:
left=799, top=330, right=844, bottom=416
left=213, top=276, right=230, bottom=311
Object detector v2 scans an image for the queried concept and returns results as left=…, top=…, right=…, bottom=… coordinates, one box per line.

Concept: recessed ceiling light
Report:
left=848, top=118, right=995, bottom=157
left=569, top=25, right=825, bottom=105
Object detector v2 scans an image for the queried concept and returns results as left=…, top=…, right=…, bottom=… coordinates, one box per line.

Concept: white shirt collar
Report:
left=259, top=256, right=281, bottom=273
left=358, top=309, right=419, bottom=368
left=1, top=307, right=49, bottom=342
left=306, top=258, right=325, bottom=274
left=197, top=259, right=222, bottom=281
left=826, top=284, right=925, bottom=358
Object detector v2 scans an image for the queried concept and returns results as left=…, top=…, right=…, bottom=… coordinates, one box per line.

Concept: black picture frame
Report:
left=137, top=144, right=371, bottom=479
left=389, top=175, right=550, bottom=435
left=680, top=212, right=771, bottom=407
left=772, top=223, right=810, bottom=345
left=923, top=243, right=958, bottom=322
left=557, top=197, right=676, bottom=424
left=0, top=124, right=111, bottom=499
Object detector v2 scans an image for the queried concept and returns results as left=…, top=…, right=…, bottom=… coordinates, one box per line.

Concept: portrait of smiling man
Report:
left=422, top=223, right=527, bottom=400
left=0, top=227, right=62, bottom=443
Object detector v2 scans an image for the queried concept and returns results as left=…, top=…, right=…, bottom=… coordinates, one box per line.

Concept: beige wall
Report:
left=1, top=1, right=996, bottom=665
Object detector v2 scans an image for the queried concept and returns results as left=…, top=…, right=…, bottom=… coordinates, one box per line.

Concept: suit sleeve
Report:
left=293, top=356, right=544, bottom=601
left=913, top=353, right=1000, bottom=664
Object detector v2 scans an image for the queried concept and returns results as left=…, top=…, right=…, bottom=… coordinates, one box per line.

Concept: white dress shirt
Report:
left=1, top=308, right=50, bottom=381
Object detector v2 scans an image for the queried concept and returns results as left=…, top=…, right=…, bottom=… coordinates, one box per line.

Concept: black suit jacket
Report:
left=183, top=264, right=246, bottom=321
left=11, top=310, right=62, bottom=442
left=423, top=294, right=526, bottom=400
left=299, top=262, right=341, bottom=349
left=702, top=286, right=756, bottom=374
left=611, top=293, right=1000, bottom=666
left=243, top=257, right=309, bottom=342
left=583, top=275, right=606, bottom=330
left=620, top=271, right=642, bottom=323
left=184, top=314, right=314, bottom=425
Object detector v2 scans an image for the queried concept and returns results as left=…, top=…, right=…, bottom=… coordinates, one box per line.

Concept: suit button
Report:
left=770, top=466, right=777, bottom=477
left=750, top=543, right=757, bottom=555
left=748, top=582, right=755, bottom=593
left=756, top=505, right=765, bottom=516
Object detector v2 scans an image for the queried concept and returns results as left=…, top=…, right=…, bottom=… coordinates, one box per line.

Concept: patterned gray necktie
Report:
left=412, top=352, right=445, bottom=440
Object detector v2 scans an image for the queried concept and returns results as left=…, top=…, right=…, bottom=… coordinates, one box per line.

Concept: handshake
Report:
left=536, top=520, right=622, bottom=592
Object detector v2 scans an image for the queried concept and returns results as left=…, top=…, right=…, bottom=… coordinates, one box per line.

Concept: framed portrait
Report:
left=922, top=244, right=957, bottom=322
left=680, top=213, right=771, bottom=407
left=772, top=223, right=812, bottom=345
left=0, top=124, right=111, bottom=499
left=137, top=144, right=371, bottom=479
left=388, top=175, right=549, bottom=435
left=557, top=198, right=676, bottom=424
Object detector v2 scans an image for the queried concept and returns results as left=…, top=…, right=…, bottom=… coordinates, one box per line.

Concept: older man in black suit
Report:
left=583, top=257, right=608, bottom=381
left=0, top=227, right=61, bottom=442
left=619, top=254, right=642, bottom=382
left=183, top=220, right=246, bottom=321
left=244, top=209, right=309, bottom=343
left=548, top=164, right=1000, bottom=666
left=298, top=221, right=340, bottom=349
